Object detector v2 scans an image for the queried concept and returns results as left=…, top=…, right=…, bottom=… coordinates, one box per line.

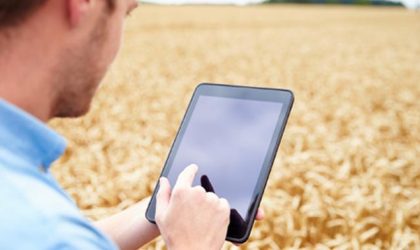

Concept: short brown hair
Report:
left=0, top=0, right=47, bottom=28
left=0, top=0, right=115, bottom=28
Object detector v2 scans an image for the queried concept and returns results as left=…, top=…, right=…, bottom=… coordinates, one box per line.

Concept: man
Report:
left=0, top=1, right=264, bottom=249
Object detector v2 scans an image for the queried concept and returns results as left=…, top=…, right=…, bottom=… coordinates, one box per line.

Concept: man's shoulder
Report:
left=0, top=163, right=117, bottom=250
left=0, top=155, right=76, bottom=213
left=0, top=195, right=117, bottom=250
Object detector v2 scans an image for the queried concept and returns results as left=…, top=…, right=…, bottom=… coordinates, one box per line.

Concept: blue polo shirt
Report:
left=0, top=99, right=117, bottom=250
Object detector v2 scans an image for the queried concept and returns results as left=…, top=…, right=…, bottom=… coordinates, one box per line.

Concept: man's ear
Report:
left=66, top=0, right=91, bottom=27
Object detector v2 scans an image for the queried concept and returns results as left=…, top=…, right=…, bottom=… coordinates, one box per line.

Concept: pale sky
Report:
left=142, top=0, right=265, bottom=5
left=142, top=0, right=419, bottom=9
left=400, top=0, right=420, bottom=8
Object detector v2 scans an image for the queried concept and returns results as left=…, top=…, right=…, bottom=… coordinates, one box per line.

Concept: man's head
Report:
left=0, top=0, right=138, bottom=120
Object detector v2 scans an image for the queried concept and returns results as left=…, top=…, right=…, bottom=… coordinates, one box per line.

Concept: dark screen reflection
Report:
left=166, top=95, right=283, bottom=219
left=200, top=174, right=249, bottom=238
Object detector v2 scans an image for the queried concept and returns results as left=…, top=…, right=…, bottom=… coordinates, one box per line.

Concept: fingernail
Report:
left=191, top=163, right=198, bottom=170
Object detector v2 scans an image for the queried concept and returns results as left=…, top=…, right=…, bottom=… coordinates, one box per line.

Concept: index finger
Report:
left=174, top=164, right=199, bottom=189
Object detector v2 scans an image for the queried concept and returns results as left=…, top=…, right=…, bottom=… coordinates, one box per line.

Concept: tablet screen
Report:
left=165, top=95, right=283, bottom=219
left=146, top=84, right=293, bottom=242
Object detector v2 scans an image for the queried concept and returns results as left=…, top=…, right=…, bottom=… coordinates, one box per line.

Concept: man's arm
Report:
left=94, top=194, right=265, bottom=250
left=94, top=197, right=160, bottom=250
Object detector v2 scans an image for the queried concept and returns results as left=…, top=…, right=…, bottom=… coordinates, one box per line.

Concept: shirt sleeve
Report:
left=48, top=215, right=119, bottom=250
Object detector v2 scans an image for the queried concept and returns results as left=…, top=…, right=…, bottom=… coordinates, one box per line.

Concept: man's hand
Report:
left=155, top=164, right=230, bottom=250
left=94, top=165, right=265, bottom=250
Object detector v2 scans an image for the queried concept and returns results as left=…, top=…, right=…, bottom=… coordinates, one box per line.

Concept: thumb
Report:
left=156, top=177, right=171, bottom=218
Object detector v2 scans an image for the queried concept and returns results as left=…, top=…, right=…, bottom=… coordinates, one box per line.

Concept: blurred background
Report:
left=50, top=0, right=420, bottom=249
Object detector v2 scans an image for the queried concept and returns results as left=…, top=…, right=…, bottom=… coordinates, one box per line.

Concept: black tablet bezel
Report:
left=145, top=83, right=294, bottom=243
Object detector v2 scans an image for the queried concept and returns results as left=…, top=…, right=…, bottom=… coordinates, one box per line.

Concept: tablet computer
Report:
left=145, top=83, right=294, bottom=243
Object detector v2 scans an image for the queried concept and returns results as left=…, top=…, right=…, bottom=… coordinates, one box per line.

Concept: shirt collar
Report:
left=0, top=99, right=67, bottom=170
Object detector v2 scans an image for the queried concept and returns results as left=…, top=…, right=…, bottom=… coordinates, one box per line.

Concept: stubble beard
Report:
left=50, top=15, right=110, bottom=119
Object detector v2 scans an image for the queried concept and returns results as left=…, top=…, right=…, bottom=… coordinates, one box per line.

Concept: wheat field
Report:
left=50, top=4, right=420, bottom=249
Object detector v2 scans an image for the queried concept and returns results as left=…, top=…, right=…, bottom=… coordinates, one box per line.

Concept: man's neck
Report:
left=0, top=49, right=52, bottom=122
left=0, top=24, right=58, bottom=122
